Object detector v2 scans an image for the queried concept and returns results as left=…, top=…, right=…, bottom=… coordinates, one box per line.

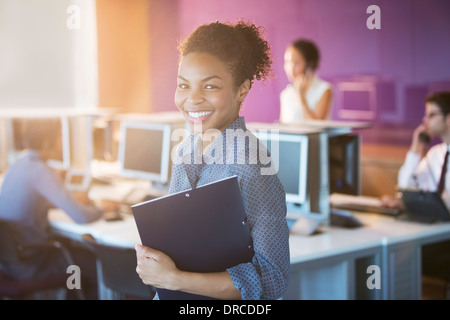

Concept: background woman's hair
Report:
left=178, top=20, right=272, bottom=88
left=291, top=39, right=320, bottom=71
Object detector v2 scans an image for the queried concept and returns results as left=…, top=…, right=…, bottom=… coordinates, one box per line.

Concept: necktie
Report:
left=437, top=148, right=449, bottom=195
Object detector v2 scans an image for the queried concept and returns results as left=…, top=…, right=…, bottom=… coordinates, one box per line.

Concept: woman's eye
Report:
left=178, top=83, right=189, bottom=89
left=205, top=84, right=217, bottom=89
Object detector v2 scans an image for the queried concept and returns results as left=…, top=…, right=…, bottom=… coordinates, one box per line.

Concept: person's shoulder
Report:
left=427, top=142, right=448, bottom=155
left=281, top=83, right=295, bottom=95
left=15, top=150, right=45, bottom=168
left=314, top=75, right=333, bottom=91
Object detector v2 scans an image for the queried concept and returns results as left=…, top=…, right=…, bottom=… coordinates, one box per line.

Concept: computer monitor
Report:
left=328, top=133, right=360, bottom=195
left=117, top=121, right=172, bottom=186
left=6, top=116, right=71, bottom=170
left=255, top=131, right=308, bottom=206
left=253, top=128, right=330, bottom=231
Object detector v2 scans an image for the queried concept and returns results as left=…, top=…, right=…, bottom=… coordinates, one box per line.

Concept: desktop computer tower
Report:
left=305, top=131, right=330, bottom=220
left=328, top=133, right=361, bottom=196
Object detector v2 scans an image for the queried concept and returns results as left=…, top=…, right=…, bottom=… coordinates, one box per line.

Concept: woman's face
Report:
left=284, top=45, right=308, bottom=82
left=175, top=52, right=248, bottom=133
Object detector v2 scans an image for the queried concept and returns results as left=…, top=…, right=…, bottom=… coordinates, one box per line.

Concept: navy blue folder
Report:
left=397, top=188, right=450, bottom=224
left=131, top=175, right=254, bottom=300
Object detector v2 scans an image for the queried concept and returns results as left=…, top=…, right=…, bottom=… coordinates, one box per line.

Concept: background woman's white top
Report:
left=279, top=75, right=332, bottom=123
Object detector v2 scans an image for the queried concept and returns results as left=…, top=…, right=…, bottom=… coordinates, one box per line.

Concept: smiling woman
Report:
left=175, top=52, right=247, bottom=136
left=175, top=21, right=272, bottom=136
left=135, top=20, right=290, bottom=300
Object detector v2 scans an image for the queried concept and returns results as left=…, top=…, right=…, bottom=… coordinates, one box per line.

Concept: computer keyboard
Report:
left=329, top=193, right=401, bottom=216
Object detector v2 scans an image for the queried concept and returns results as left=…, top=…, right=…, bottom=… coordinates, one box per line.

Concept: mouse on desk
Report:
left=330, top=209, right=364, bottom=228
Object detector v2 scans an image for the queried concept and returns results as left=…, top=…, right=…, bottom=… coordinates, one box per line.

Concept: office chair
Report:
left=81, top=233, right=156, bottom=300
left=0, top=220, right=84, bottom=300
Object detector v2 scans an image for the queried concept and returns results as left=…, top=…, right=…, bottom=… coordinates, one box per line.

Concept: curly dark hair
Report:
left=178, top=20, right=272, bottom=89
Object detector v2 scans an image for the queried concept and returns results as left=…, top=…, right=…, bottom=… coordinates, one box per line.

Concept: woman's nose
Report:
left=187, top=88, right=203, bottom=104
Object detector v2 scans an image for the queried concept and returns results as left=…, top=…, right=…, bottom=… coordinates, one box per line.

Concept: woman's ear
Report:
left=237, top=79, right=251, bottom=102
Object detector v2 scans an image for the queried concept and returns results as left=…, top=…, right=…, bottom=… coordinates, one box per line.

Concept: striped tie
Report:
left=437, top=148, right=449, bottom=195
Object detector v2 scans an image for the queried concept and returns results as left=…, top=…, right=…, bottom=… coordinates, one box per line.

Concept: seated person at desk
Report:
left=279, top=39, right=333, bottom=122
left=381, top=92, right=450, bottom=295
left=135, top=20, right=290, bottom=300
left=381, top=91, right=450, bottom=210
left=0, top=118, right=109, bottom=294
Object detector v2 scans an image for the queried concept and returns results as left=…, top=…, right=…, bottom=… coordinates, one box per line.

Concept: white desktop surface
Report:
left=356, top=212, right=450, bottom=246
left=288, top=211, right=450, bottom=262
left=48, top=207, right=450, bottom=300
left=247, top=120, right=371, bottom=137
left=49, top=206, right=450, bottom=262
left=0, top=107, right=115, bottom=118
left=284, top=119, right=371, bottom=129
left=49, top=209, right=141, bottom=248
left=48, top=207, right=382, bottom=262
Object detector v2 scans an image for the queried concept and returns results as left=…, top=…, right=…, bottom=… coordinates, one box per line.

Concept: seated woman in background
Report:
left=0, top=118, right=106, bottom=292
left=280, top=38, right=333, bottom=122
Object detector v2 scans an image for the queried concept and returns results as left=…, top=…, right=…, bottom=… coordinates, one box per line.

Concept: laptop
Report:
left=397, top=188, right=450, bottom=224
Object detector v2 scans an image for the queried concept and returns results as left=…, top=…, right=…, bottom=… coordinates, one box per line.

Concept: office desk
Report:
left=286, top=212, right=450, bottom=300
left=49, top=209, right=450, bottom=300
left=49, top=209, right=140, bottom=248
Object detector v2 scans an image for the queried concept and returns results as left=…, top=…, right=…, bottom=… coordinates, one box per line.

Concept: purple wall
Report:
left=149, top=0, right=450, bottom=125
left=148, top=0, right=180, bottom=113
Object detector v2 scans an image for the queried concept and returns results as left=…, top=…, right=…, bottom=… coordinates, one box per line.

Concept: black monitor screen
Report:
left=329, top=134, right=359, bottom=195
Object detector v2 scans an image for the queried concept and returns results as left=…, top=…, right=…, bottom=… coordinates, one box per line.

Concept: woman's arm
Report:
left=294, top=71, right=333, bottom=120
left=33, top=161, right=103, bottom=224
left=299, top=88, right=332, bottom=120
left=135, top=244, right=241, bottom=300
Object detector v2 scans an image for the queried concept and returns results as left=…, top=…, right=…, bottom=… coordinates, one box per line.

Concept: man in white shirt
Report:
left=398, top=91, right=450, bottom=294
left=397, top=91, right=450, bottom=209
